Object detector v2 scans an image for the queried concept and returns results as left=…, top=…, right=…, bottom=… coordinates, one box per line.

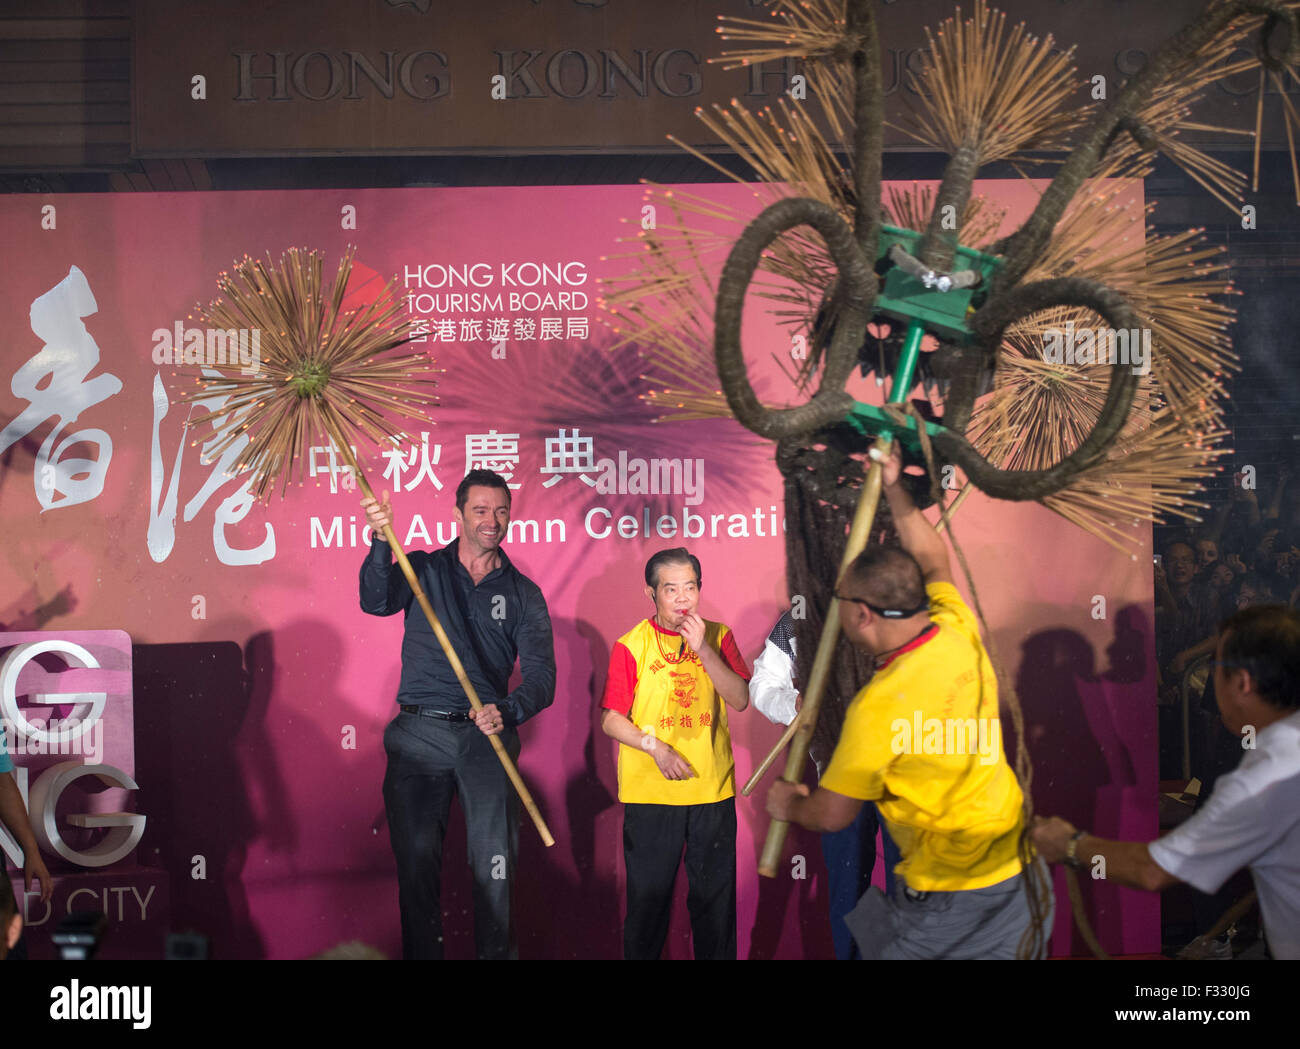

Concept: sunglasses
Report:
left=833, top=591, right=929, bottom=619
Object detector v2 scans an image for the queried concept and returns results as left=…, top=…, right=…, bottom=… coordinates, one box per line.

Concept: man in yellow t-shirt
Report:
left=600, top=547, right=751, bottom=959
left=766, top=445, right=1050, bottom=959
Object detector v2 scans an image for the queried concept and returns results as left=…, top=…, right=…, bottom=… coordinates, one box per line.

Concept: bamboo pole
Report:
left=938, top=483, right=972, bottom=525
left=335, top=428, right=556, bottom=848
left=741, top=708, right=804, bottom=796
left=757, top=432, right=891, bottom=877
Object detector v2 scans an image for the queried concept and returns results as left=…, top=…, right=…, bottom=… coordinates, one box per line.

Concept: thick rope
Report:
left=892, top=403, right=1107, bottom=960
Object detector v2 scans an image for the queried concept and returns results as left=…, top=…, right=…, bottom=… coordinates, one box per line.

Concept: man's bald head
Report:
left=842, top=546, right=927, bottom=613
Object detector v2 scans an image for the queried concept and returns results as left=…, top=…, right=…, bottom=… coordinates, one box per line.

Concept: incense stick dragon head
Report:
left=603, top=0, right=1299, bottom=774
left=613, top=0, right=1298, bottom=548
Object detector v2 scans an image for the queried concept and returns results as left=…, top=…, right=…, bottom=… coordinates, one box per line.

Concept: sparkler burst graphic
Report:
left=180, top=246, right=438, bottom=500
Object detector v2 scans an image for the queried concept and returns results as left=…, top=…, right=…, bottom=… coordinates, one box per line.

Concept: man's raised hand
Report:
left=870, top=439, right=903, bottom=487
left=361, top=489, right=394, bottom=540
left=678, top=611, right=707, bottom=655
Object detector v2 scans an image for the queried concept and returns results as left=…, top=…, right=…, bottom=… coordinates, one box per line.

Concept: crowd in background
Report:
left=1154, top=458, right=1300, bottom=782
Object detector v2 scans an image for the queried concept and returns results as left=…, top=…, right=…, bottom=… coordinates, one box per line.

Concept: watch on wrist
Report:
left=1064, top=829, right=1087, bottom=871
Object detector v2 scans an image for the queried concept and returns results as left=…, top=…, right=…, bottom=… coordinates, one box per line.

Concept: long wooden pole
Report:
left=741, top=708, right=803, bottom=796
left=335, top=429, right=555, bottom=848
left=757, top=433, right=890, bottom=877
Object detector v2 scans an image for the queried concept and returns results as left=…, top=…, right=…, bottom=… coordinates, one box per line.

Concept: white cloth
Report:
left=749, top=636, right=799, bottom=728
left=1148, top=708, right=1300, bottom=959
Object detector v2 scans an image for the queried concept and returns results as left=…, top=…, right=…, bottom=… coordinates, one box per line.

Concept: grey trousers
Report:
left=382, top=711, right=520, bottom=960
left=845, top=859, right=1055, bottom=960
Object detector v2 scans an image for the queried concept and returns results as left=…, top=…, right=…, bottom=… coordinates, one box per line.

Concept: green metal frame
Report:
left=874, top=224, right=1003, bottom=340
left=844, top=226, right=1003, bottom=449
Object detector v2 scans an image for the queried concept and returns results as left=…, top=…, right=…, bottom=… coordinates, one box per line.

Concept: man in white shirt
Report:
left=750, top=610, right=900, bottom=959
left=1032, top=604, right=1300, bottom=958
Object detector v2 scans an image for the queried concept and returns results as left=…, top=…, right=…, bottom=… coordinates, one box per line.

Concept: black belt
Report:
left=399, top=704, right=472, bottom=721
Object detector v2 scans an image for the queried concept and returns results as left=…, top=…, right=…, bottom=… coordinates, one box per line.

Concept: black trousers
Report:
left=623, top=797, right=737, bottom=960
left=382, top=711, right=520, bottom=960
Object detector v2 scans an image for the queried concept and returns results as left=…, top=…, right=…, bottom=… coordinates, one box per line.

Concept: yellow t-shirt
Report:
left=820, top=582, right=1025, bottom=891
left=601, top=618, right=750, bottom=806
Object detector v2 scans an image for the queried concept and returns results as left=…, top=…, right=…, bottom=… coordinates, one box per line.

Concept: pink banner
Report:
left=0, top=182, right=1157, bottom=958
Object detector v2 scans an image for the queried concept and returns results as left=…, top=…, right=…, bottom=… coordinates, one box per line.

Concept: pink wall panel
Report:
left=0, top=181, right=1157, bottom=958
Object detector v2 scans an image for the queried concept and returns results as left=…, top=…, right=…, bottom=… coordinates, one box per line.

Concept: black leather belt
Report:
left=400, top=705, right=471, bottom=721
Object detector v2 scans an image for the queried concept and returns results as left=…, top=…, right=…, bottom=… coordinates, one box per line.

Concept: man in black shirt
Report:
left=360, top=468, right=555, bottom=959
